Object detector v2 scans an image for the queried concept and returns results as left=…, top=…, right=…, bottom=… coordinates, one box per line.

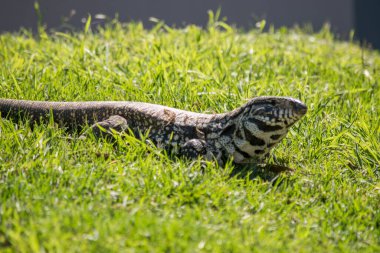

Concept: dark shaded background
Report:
left=0, top=0, right=379, bottom=49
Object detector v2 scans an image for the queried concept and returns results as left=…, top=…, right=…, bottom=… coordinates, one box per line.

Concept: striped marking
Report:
left=222, top=112, right=291, bottom=163
left=235, top=148, right=252, bottom=159
left=233, top=138, right=255, bottom=157
left=248, top=118, right=283, bottom=132
left=271, top=134, right=282, bottom=140
left=243, top=127, right=265, bottom=146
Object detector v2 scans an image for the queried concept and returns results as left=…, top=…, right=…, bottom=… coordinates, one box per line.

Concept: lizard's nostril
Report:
left=293, top=101, right=308, bottom=116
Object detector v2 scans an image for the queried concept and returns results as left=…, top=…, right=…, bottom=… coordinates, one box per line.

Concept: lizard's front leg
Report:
left=87, top=115, right=129, bottom=139
left=180, top=139, right=224, bottom=166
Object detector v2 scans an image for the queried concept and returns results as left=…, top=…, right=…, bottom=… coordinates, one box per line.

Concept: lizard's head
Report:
left=217, top=96, right=307, bottom=164
left=242, top=96, right=308, bottom=127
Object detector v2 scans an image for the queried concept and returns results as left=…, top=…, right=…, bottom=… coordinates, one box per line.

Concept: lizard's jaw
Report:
left=212, top=117, right=289, bottom=164
left=231, top=119, right=289, bottom=164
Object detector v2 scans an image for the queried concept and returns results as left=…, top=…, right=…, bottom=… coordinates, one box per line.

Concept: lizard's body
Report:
left=0, top=97, right=307, bottom=165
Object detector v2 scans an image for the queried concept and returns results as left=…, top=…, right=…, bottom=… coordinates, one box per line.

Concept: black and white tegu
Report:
left=0, top=97, right=307, bottom=165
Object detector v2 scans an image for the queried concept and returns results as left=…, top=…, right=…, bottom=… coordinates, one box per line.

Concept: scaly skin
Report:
left=0, top=97, right=307, bottom=165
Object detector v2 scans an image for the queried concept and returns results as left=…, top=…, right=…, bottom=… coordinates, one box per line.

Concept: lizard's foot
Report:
left=88, top=115, right=129, bottom=139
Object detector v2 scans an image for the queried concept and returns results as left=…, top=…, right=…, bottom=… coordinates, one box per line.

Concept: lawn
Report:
left=0, top=16, right=379, bottom=252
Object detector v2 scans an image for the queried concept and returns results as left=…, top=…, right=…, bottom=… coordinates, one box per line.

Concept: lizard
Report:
left=0, top=96, right=307, bottom=166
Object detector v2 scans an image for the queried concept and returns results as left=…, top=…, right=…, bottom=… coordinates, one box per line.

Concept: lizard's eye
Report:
left=268, top=101, right=277, bottom=106
left=251, top=107, right=265, bottom=115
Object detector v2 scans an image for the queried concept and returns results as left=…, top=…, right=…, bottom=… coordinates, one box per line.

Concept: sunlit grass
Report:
left=0, top=18, right=379, bottom=252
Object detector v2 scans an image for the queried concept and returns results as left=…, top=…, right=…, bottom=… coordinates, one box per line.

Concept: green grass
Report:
left=0, top=17, right=379, bottom=252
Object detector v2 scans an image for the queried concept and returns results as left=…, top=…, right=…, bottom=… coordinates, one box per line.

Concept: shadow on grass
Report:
left=229, top=162, right=294, bottom=182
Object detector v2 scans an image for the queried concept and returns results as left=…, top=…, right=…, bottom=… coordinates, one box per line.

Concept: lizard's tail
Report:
left=0, top=99, right=70, bottom=127
left=0, top=99, right=116, bottom=129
